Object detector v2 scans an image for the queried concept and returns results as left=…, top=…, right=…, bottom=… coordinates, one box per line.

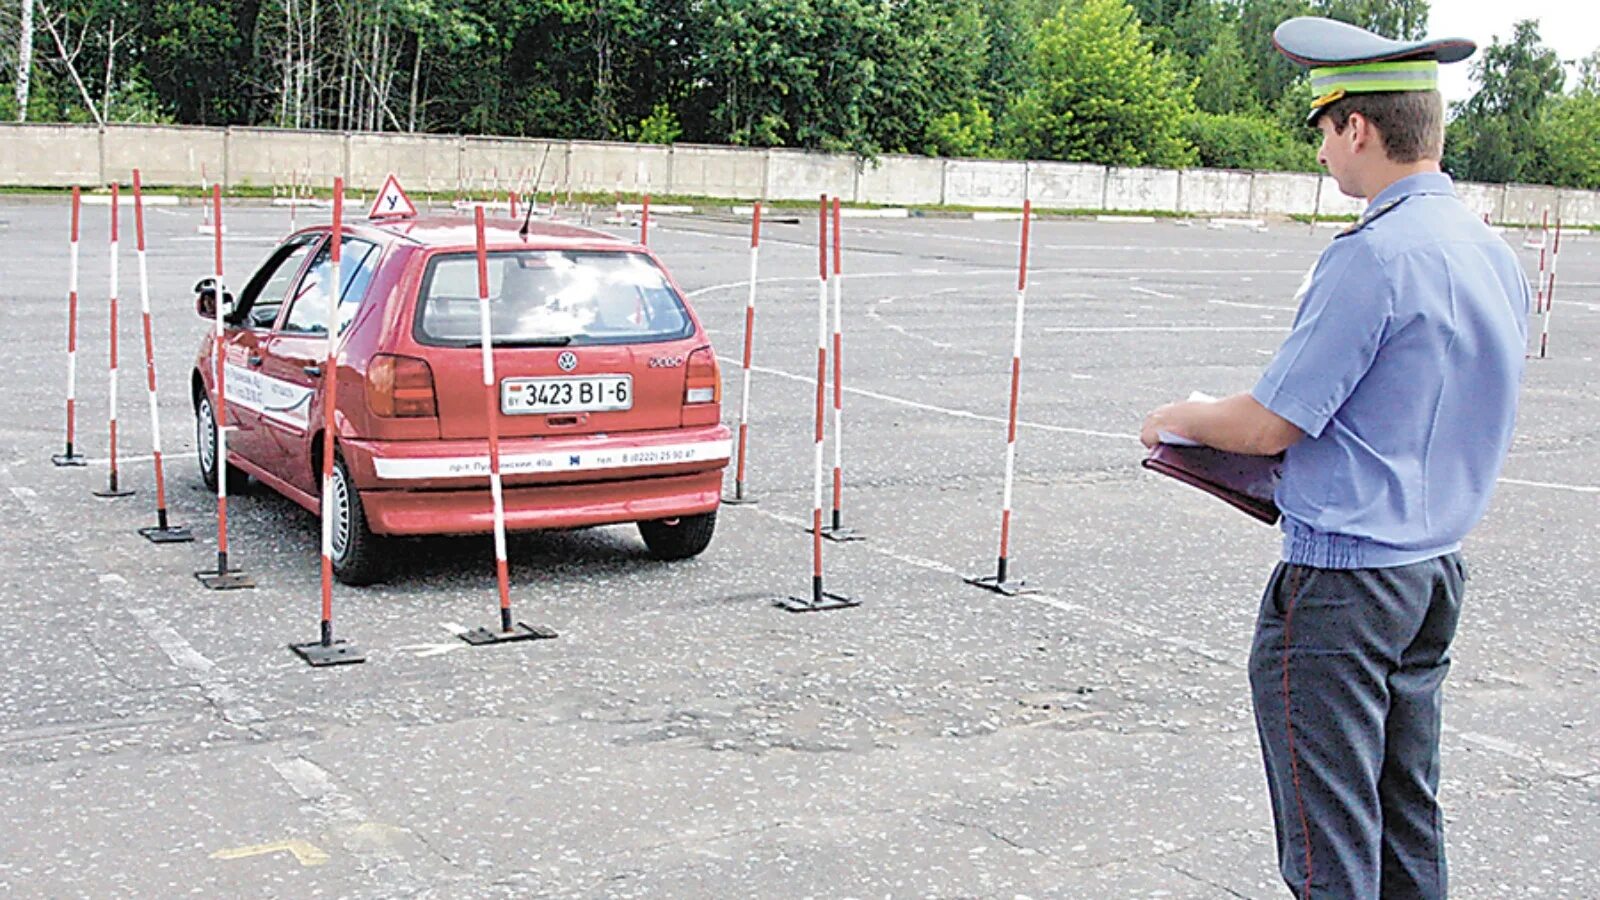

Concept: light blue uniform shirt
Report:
left=1252, top=173, right=1529, bottom=569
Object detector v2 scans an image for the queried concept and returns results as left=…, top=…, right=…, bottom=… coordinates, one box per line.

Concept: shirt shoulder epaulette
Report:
left=1336, top=195, right=1411, bottom=239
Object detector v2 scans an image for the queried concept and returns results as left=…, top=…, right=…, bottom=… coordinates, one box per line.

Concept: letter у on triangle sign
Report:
left=368, top=174, right=418, bottom=220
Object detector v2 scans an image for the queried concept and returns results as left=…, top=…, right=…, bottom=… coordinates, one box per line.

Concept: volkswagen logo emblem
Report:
left=557, top=351, right=578, bottom=372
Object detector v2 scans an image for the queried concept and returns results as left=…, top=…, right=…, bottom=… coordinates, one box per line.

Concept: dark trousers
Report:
left=1248, top=554, right=1465, bottom=899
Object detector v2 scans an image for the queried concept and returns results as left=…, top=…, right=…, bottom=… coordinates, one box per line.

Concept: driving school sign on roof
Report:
left=368, top=174, right=417, bottom=220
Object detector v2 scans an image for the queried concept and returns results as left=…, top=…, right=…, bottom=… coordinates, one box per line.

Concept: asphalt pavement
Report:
left=1, top=194, right=1596, bottom=898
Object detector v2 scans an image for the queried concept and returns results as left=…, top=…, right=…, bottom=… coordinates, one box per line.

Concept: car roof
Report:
left=339, top=216, right=636, bottom=252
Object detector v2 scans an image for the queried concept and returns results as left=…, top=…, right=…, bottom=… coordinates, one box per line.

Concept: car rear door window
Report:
left=280, top=237, right=382, bottom=336
left=414, top=251, right=693, bottom=346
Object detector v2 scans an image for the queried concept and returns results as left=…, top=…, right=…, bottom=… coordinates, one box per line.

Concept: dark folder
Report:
left=1142, top=443, right=1283, bottom=525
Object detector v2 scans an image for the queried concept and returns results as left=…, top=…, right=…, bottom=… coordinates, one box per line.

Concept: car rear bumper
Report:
left=360, top=470, right=723, bottom=536
left=342, top=425, right=730, bottom=536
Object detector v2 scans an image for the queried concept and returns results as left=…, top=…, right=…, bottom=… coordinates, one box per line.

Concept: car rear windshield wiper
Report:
left=493, top=335, right=574, bottom=347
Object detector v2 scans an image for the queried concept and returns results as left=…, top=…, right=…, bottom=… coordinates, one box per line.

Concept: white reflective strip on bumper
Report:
left=372, top=439, right=733, bottom=481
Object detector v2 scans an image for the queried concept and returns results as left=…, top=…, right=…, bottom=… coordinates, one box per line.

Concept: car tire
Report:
left=638, top=511, right=717, bottom=561
left=330, top=455, right=390, bottom=586
left=195, top=393, right=251, bottom=494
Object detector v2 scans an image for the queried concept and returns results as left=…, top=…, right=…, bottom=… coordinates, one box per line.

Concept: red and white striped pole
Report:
left=726, top=201, right=762, bottom=504
left=53, top=186, right=87, bottom=466
left=967, top=200, right=1033, bottom=595
left=509, top=190, right=520, bottom=221
left=460, top=205, right=557, bottom=645
left=822, top=196, right=861, bottom=541
left=196, top=185, right=253, bottom=589
left=1539, top=218, right=1562, bottom=359
left=640, top=194, right=651, bottom=245
left=1533, top=208, right=1549, bottom=315
left=292, top=179, right=363, bottom=665
left=132, top=170, right=191, bottom=541
left=94, top=182, right=134, bottom=498
left=776, top=195, right=857, bottom=613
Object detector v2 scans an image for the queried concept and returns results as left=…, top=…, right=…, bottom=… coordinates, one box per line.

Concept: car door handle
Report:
left=247, top=355, right=263, bottom=367
left=302, top=365, right=322, bottom=377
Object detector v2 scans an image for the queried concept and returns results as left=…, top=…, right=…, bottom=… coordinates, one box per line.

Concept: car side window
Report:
left=237, top=238, right=317, bottom=330
left=280, top=237, right=383, bottom=336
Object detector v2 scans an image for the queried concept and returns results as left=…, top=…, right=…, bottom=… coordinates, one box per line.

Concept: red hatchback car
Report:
left=191, top=214, right=730, bottom=584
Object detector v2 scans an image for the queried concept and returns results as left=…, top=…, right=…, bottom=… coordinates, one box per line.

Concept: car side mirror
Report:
left=194, top=278, right=236, bottom=321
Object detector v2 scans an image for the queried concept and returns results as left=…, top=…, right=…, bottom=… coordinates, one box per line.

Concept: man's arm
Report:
left=1140, top=392, right=1303, bottom=455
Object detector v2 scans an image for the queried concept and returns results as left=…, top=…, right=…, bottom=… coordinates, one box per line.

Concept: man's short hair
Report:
left=1321, top=90, right=1444, bottom=163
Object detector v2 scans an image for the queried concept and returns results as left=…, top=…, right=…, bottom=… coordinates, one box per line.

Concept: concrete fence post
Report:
left=1100, top=167, right=1110, bottom=211
left=1247, top=171, right=1258, bottom=216
left=1175, top=168, right=1184, bottom=215
left=222, top=127, right=232, bottom=189
left=1022, top=161, right=1032, bottom=207
left=96, top=125, right=107, bottom=185
left=341, top=132, right=353, bottom=186
left=939, top=158, right=949, bottom=207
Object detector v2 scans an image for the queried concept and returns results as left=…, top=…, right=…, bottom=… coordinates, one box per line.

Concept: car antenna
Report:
left=518, top=194, right=537, bottom=239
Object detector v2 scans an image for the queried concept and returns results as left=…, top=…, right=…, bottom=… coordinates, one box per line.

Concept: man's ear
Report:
left=1346, top=111, right=1375, bottom=155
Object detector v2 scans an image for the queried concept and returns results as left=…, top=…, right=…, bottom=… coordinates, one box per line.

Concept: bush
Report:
left=631, top=103, right=683, bottom=145
left=1181, top=111, right=1317, bottom=172
left=923, top=99, right=997, bottom=158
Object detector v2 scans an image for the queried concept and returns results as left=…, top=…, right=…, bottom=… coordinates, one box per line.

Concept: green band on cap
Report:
left=1309, top=60, right=1438, bottom=96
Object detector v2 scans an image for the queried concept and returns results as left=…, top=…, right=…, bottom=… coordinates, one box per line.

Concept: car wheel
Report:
left=330, top=455, right=390, bottom=586
left=638, top=510, right=717, bottom=561
left=195, top=393, right=250, bottom=494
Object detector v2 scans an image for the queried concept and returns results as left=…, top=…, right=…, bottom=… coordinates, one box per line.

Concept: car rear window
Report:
left=415, top=250, right=694, bottom=346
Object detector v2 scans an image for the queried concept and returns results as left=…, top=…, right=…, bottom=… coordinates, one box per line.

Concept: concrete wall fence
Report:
left=3, top=122, right=1597, bottom=225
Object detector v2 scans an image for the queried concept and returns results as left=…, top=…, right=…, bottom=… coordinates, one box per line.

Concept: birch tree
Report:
left=15, top=0, right=34, bottom=121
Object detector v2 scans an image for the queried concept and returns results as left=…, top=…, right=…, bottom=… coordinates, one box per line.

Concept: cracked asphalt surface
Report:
left=1, top=195, right=1596, bottom=898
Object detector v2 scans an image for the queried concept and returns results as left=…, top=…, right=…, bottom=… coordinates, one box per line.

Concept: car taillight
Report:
left=685, top=347, right=720, bottom=405
left=368, top=354, right=437, bottom=418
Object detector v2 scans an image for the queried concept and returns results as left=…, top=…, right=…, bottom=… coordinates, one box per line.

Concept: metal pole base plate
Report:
left=459, top=622, right=558, bottom=646
left=139, top=525, right=194, bottom=544
left=773, top=592, right=860, bottom=613
left=819, top=525, right=865, bottom=543
left=964, top=574, right=1031, bottom=596
left=721, top=494, right=759, bottom=506
left=195, top=569, right=256, bottom=590
left=92, top=487, right=136, bottom=498
left=289, top=639, right=366, bottom=667
left=51, top=453, right=88, bottom=467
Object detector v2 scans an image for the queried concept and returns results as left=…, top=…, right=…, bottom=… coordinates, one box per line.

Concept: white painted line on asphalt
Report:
left=688, top=267, right=1308, bottom=302
left=83, top=451, right=197, bottom=466
left=1043, top=326, right=1284, bottom=334
left=1499, top=477, right=1600, bottom=494
left=729, top=358, right=1136, bottom=443
left=1131, top=285, right=1177, bottom=300
left=1209, top=299, right=1295, bottom=312
left=129, top=607, right=264, bottom=725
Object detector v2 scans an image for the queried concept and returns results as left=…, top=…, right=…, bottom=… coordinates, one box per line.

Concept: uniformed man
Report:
left=1139, top=16, right=1530, bottom=900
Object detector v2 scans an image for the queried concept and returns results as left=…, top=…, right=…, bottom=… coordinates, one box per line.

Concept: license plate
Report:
left=501, top=375, right=632, bottom=414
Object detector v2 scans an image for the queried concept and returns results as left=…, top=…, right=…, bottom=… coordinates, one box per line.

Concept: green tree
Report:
left=1193, top=23, right=1255, bottom=114
left=1446, top=19, right=1564, bottom=183
left=1237, top=0, right=1312, bottom=111
left=1315, top=0, right=1428, bottom=41
left=1003, top=0, right=1197, bottom=166
left=1530, top=91, right=1600, bottom=189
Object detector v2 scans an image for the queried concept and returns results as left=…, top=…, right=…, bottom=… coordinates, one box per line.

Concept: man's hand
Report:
left=1140, top=402, right=1188, bottom=448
